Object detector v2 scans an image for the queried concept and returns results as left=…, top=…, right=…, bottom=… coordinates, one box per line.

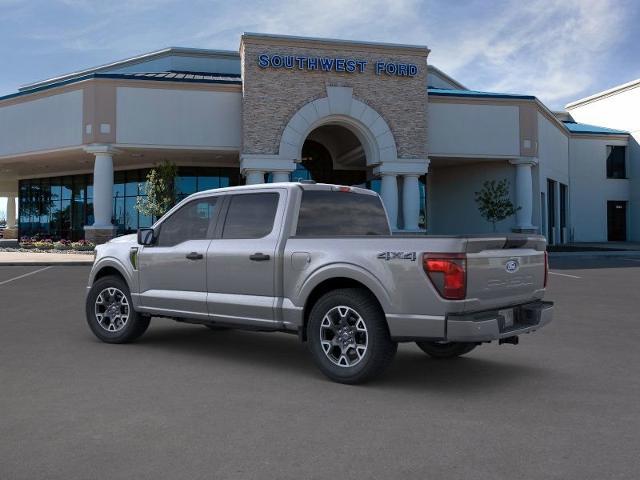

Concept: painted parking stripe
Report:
left=0, top=266, right=52, bottom=286
left=549, top=271, right=581, bottom=279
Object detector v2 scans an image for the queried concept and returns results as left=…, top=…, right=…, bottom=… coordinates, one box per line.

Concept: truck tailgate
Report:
left=463, top=235, right=546, bottom=312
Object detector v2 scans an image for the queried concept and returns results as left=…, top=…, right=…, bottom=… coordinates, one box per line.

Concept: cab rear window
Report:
left=296, top=190, right=390, bottom=236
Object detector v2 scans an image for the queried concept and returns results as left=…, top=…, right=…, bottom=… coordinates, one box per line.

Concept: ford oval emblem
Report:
left=505, top=259, right=519, bottom=273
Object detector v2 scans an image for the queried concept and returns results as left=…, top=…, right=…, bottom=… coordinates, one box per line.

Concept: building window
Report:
left=606, top=146, right=626, bottom=179
left=18, top=166, right=240, bottom=240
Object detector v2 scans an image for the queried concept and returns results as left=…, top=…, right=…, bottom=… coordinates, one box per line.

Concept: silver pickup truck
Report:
left=86, top=182, right=553, bottom=383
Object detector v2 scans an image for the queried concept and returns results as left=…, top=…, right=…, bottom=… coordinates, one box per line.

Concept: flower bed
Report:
left=9, top=237, right=96, bottom=254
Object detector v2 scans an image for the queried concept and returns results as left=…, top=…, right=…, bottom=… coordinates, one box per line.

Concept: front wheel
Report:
left=86, top=275, right=150, bottom=344
left=415, top=341, right=477, bottom=359
left=307, top=288, right=397, bottom=384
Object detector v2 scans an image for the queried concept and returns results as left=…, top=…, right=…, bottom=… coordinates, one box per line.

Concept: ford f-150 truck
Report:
left=86, top=181, right=553, bottom=383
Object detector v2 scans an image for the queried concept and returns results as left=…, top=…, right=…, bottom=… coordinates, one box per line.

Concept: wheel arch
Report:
left=298, top=266, right=392, bottom=341
left=90, top=258, right=134, bottom=291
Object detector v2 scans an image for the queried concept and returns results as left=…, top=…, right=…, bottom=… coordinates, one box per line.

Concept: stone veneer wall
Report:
left=240, top=36, right=429, bottom=160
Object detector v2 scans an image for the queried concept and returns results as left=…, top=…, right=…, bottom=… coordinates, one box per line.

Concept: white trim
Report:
left=565, top=78, right=640, bottom=109
left=374, top=159, right=430, bottom=175
left=114, top=143, right=241, bottom=152
left=0, top=145, right=83, bottom=161
left=240, top=154, right=295, bottom=175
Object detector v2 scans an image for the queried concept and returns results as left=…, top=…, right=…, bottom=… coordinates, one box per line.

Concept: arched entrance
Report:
left=297, top=124, right=370, bottom=186
left=239, top=86, right=428, bottom=231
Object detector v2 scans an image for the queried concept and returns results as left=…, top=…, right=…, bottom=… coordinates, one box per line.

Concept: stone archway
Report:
left=278, top=86, right=398, bottom=166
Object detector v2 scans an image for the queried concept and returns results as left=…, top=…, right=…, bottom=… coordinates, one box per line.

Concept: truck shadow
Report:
left=136, top=323, right=547, bottom=392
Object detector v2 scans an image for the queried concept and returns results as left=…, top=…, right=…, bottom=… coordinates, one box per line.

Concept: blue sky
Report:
left=0, top=0, right=639, bottom=108
left=1, top=0, right=639, bottom=216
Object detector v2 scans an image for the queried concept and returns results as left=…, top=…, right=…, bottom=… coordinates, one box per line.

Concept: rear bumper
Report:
left=446, top=301, right=554, bottom=342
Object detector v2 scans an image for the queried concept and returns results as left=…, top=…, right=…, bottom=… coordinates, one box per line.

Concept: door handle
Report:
left=249, top=252, right=271, bottom=261
left=186, top=252, right=204, bottom=260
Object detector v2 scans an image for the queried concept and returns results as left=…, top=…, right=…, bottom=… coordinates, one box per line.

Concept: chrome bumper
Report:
left=446, top=301, right=554, bottom=343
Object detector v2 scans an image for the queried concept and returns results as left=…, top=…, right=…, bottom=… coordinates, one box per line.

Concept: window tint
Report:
left=296, top=190, right=390, bottom=236
left=222, top=193, right=279, bottom=239
left=606, top=146, right=626, bottom=179
left=157, top=198, right=218, bottom=246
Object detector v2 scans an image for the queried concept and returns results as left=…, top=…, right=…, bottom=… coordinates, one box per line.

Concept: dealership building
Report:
left=0, top=33, right=636, bottom=243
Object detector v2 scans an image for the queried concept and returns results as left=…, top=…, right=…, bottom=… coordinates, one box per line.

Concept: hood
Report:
left=108, top=233, right=137, bottom=244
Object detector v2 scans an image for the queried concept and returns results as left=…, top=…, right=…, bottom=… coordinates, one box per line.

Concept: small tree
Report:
left=135, top=161, right=178, bottom=218
left=474, top=179, right=520, bottom=232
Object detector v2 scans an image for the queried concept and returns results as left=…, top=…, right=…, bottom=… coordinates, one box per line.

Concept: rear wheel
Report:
left=415, top=341, right=477, bottom=359
left=86, top=275, right=150, bottom=344
left=307, top=288, right=397, bottom=384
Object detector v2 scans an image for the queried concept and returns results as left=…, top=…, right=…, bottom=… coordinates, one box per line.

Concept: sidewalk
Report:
left=0, top=251, right=94, bottom=266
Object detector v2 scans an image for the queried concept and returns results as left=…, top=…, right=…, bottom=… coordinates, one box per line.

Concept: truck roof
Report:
left=189, top=181, right=379, bottom=198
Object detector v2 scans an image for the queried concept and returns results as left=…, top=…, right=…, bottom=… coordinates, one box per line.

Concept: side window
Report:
left=222, top=193, right=279, bottom=239
left=606, top=145, right=626, bottom=179
left=156, top=197, right=218, bottom=247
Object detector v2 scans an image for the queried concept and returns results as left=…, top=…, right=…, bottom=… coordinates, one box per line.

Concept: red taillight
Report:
left=423, top=253, right=467, bottom=300
left=544, top=251, right=549, bottom=288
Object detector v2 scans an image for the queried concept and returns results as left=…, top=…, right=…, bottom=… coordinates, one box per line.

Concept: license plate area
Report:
left=499, top=308, right=515, bottom=330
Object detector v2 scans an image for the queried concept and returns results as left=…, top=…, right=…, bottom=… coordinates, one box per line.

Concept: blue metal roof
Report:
left=0, top=71, right=242, bottom=102
left=428, top=87, right=536, bottom=100
left=562, top=121, right=628, bottom=135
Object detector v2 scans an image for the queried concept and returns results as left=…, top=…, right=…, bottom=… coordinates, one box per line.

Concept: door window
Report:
left=156, top=197, right=218, bottom=247
left=222, top=193, right=279, bottom=239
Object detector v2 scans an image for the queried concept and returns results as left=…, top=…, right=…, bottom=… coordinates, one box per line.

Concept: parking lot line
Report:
left=0, top=266, right=52, bottom=286
left=549, top=271, right=581, bottom=279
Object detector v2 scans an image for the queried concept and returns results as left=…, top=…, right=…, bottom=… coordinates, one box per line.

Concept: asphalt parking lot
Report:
left=1, top=257, right=639, bottom=480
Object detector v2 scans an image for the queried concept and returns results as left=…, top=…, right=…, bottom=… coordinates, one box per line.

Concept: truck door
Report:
left=206, top=190, right=286, bottom=327
left=138, top=196, right=219, bottom=319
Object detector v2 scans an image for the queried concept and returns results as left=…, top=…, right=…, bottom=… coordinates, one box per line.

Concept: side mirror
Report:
left=137, top=227, right=156, bottom=246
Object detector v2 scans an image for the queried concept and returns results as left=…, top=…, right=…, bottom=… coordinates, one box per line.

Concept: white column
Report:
left=380, top=173, right=398, bottom=230
left=271, top=171, right=290, bottom=183
left=92, top=152, right=115, bottom=227
left=402, top=174, right=420, bottom=231
left=509, top=158, right=537, bottom=231
left=6, top=195, right=16, bottom=229
left=245, top=170, right=265, bottom=185
left=83, top=145, right=118, bottom=233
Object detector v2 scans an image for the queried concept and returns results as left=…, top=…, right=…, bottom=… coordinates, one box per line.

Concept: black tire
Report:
left=204, top=324, right=230, bottom=331
left=415, top=341, right=477, bottom=359
left=307, top=288, right=397, bottom=384
left=85, top=275, right=150, bottom=344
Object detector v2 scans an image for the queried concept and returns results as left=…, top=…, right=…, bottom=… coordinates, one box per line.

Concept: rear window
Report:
left=222, top=193, right=279, bottom=239
left=296, top=190, right=390, bottom=236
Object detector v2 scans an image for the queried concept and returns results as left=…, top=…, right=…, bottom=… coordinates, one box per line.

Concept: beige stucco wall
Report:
left=240, top=35, right=429, bottom=160
left=116, top=86, right=242, bottom=148
left=0, top=89, right=83, bottom=157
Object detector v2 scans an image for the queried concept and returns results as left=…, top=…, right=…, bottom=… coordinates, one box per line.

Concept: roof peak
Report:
left=19, top=46, right=240, bottom=92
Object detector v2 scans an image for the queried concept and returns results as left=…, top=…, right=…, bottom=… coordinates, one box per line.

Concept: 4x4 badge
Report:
left=377, top=252, right=417, bottom=261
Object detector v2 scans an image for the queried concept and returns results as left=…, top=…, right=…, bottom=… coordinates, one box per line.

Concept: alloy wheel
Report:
left=319, top=306, right=368, bottom=367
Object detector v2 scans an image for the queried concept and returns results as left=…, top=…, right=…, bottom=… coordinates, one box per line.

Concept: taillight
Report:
left=544, top=251, right=549, bottom=288
left=423, top=253, right=466, bottom=300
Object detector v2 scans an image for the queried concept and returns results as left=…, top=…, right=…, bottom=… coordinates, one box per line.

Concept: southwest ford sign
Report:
left=257, top=54, right=418, bottom=77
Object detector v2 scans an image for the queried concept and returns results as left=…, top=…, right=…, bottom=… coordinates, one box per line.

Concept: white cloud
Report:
left=4, top=0, right=635, bottom=108
left=186, top=0, right=632, bottom=107
left=424, top=0, right=631, bottom=107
